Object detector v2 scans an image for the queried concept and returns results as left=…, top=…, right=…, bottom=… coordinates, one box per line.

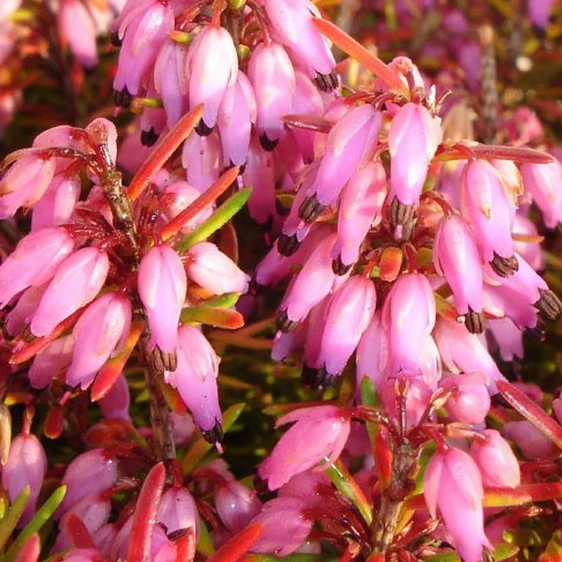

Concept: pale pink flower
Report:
left=185, top=242, right=249, bottom=295
left=66, top=292, right=132, bottom=389
left=440, top=373, right=490, bottom=425
left=388, top=103, right=442, bottom=207
left=31, top=173, right=80, bottom=231
left=216, top=480, right=262, bottom=534
left=166, top=325, right=222, bottom=442
left=248, top=42, right=296, bottom=149
left=28, top=335, right=74, bottom=389
left=2, top=432, right=47, bottom=526
left=424, top=448, right=492, bottom=562
left=30, top=247, right=110, bottom=337
left=503, top=421, right=559, bottom=460
left=520, top=161, right=562, bottom=229
left=258, top=405, right=351, bottom=490
left=138, top=245, right=186, bottom=354
left=187, top=25, right=238, bottom=133
left=58, top=0, right=98, bottom=69
left=182, top=131, right=221, bottom=192
left=156, top=487, right=198, bottom=537
left=528, top=0, right=556, bottom=29
left=470, top=429, right=520, bottom=488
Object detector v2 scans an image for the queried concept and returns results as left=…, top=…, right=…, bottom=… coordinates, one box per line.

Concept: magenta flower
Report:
left=258, top=405, right=351, bottom=490
left=31, top=173, right=80, bottom=231
left=332, top=160, right=387, bottom=272
left=58, top=0, right=98, bottom=69
left=502, top=421, right=559, bottom=460
left=28, top=335, right=74, bottom=389
left=356, top=311, right=387, bottom=391
left=185, top=242, right=249, bottom=296
left=216, top=480, right=262, bottom=534
left=30, top=247, right=110, bottom=337
left=520, top=161, right=562, bottom=229
left=424, top=447, right=492, bottom=562
left=470, top=429, right=520, bottom=488
left=65, top=292, right=132, bottom=390
left=0, top=226, right=74, bottom=307
left=2, top=432, right=47, bottom=526
left=388, top=103, right=442, bottom=208
left=187, top=25, right=238, bottom=133
left=440, top=373, right=491, bottom=425
left=314, top=276, right=377, bottom=379
left=433, top=214, right=484, bottom=317
left=99, top=374, right=131, bottom=421
left=156, top=487, right=198, bottom=537
left=248, top=42, right=296, bottom=149
left=138, top=245, right=186, bottom=355
left=166, top=325, right=222, bottom=442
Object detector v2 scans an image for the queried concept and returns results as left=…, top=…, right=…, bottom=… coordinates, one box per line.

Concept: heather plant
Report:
left=1, top=1, right=562, bottom=562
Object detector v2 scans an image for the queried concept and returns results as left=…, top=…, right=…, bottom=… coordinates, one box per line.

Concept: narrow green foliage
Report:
left=0, top=487, right=30, bottom=551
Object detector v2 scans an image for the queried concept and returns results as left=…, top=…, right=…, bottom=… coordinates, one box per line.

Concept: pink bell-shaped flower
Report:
left=470, top=429, right=520, bottom=488
left=58, top=0, right=98, bottom=69
left=248, top=42, right=296, bottom=149
left=31, top=173, right=80, bottom=231
left=30, top=247, right=110, bottom=337
left=383, top=273, right=436, bottom=375
left=2, top=432, right=47, bottom=526
left=433, top=214, right=484, bottom=319
left=502, top=421, right=559, bottom=460
left=99, top=374, right=131, bottom=421
left=388, top=103, right=442, bottom=209
left=263, top=0, right=336, bottom=90
left=28, top=335, right=74, bottom=389
left=187, top=25, right=238, bottom=134
left=356, top=311, right=388, bottom=391
left=216, top=480, right=262, bottom=534
left=0, top=227, right=74, bottom=307
left=185, top=242, right=249, bottom=296
left=258, top=405, right=351, bottom=490
left=218, top=71, right=256, bottom=167
left=156, top=486, right=198, bottom=537
left=332, top=160, right=387, bottom=273
left=138, top=245, right=186, bottom=355
left=166, top=325, right=222, bottom=443
left=314, top=276, right=377, bottom=380
left=461, top=159, right=517, bottom=275
left=440, top=373, right=491, bottom=425
left=66, top=292, right=132, bottom=390
left=424, top=447, right=493, bottom=562
left=182, top=131, right=221, bottom=192
left=520, top=160, right=562, bottom=229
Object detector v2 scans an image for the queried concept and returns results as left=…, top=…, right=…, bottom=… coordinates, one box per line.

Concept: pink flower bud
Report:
left=218, top=71, right=256, bottom=167
left=461, top=160, right=516, bottom=264
left=58, top=0, right=98, bottom=69
left=61, top=548, right=104, bottom=562
left=0, top=155, right=56, bottom=218
left=310, top=104, right=382, bottom=209
left=249, top=497, right=313, bottom=556
left=388, top=103, right=442, bottom=207
left=182, top=131, right=221, bottom=192
left=31, top=173, right=80, bottom=231
left=166, top=325, right=222, bottom=442
left=248, top=42, right=296, bottom=148
left=487, top=317, right=524, bottom=362
left=315, top=276, right=376, bottom=378
left=333, top=161, right=387, bottom=270
left=424, top=448, right=492, bottom=562
left=216, top=480, right=262, bottom=534
left=433, top=214, right=484, bottom=315
left=258, top=405, right=351, bottom=490
left=2, top=432, right=47, bottom=526
left=66, top=293, right=132, bottom=390
left=520, top=161, right=562, bottom=229
left=187, top=26, right=238, bottom=132
left=185, top=242, right=249, bottom=295
left=30, top=247, right=110, bottom=337
left=264, top=0, right=335, bottom=87
left=528, top=0, right=556, bottom=29
left=28, top=335, right=74, bottom=389
left=99, top=374, right=131, bottom=421
left=356, top=311, right=388, bottom=391
left=113, top=0, right=174, bottom=99
left=470, top=429, right=520, bottom=488
left=0, top=227, right=74, bottom=308
left=153, top=39, right=189, bottom=129
left=6, top=285, right=45, bottom=336
left=156, top=487, right=198, bottom=537
left=503, top=421, right=559, bottom=460
left=383, top=273, right=436, bottom=375
left=138, top=245, right=186, bottom=354
left=440, top=373, right=491, bottom=425
left=59, top=449, right=119, bottom=515
left=381, top=375, right=432, bottom=430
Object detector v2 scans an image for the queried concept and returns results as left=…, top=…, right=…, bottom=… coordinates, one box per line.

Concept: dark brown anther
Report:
left=389, top=197, right=416, bottom=239
left=464, top=309, right=486, bottom=334
left=298, top=193, right=324, bottom=223
left=113, top=87, right=132, bottom=108
left=195, top=119, right=214, bottom=136
left=332, top=255, right=353, bottom=276
left=141, top=128, right=159, bottom=147
left=490, top=253, right=519, bottom=277
left=535, top=289, right=562, bottom=321
left=302, top=365, right=336, bottom=389
left=152, top=348, right=178, bottom=374
left=248, top=277, right=265, bottom=297
left=276, top=310, right=297, bottom=333
left=201, top=419, right=224, bottom=444
left=259, top=133, right=279, bottom=152
left=526, top=317, right=546, bottom=340
left=277, top=233, right=300, bottom=256
left=314, top=71, right=338, bottom=92
left=110, top=31, right=122, bottom=47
